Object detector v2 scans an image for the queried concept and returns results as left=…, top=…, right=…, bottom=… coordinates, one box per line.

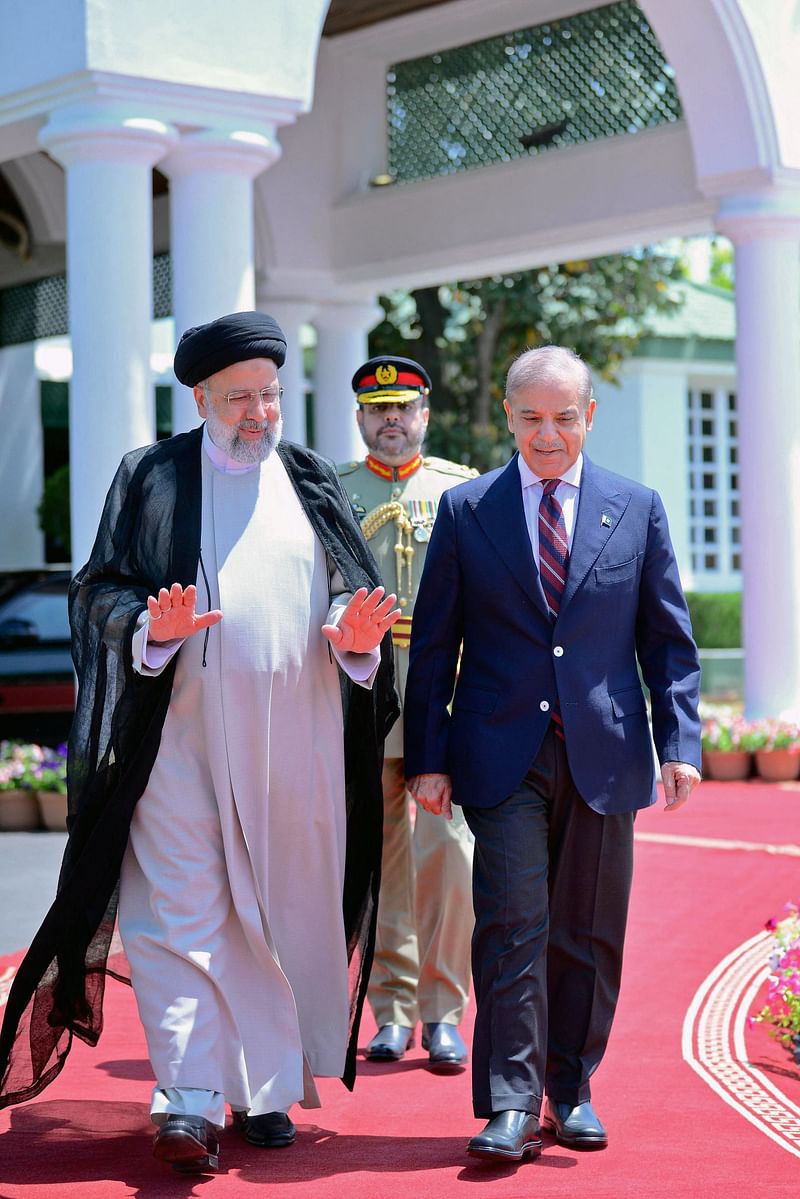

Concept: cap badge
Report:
left=376, top=362, right=398, bottom=386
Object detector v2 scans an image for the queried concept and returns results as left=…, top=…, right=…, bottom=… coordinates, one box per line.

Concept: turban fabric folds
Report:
left=174, top=311, right=287, bottom=387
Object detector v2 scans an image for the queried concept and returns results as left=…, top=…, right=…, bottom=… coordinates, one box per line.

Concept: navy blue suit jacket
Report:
left=403, top=453, right=701, bottom=814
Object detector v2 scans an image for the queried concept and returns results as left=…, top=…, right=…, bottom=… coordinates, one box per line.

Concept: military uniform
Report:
left=338, top=449, right=477, bottom=1032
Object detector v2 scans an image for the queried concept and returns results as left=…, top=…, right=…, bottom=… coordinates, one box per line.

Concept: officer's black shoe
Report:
left=232, top=1110, right=296, bottom=1147
left=421, top=1022, right=468, bottom=1071
left=365, top=1023, right=415, bottom=1060
left=467, top=1111, right=543, bottom=1162
left=152, top=1115, right=220, bottom=1173
left=542, top=1099, right=608, bottom=1149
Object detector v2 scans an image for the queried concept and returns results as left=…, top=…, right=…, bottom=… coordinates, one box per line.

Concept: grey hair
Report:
left=505, top=346, right=593, bottom=410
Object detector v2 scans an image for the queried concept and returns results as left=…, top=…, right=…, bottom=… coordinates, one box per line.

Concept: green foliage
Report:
left=685, top=591, right=741, bottom=649
left=37, top=464, right=70, bottom=560
left=370, top=250, right=685, bottom=470
left=709, top=239, right=734, bottom=292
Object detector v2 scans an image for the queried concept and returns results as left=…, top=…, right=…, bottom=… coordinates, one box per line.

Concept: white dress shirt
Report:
left=517, top=452, right=584, bottom=567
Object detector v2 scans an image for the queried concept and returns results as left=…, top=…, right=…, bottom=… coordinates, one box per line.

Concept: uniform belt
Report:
left=391, top=615, right=413, bottom=648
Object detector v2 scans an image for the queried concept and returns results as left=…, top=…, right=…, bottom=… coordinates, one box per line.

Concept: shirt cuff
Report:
left=132, top=611, right=185, bottom=676
left=326, top=596, right=380, bottom=690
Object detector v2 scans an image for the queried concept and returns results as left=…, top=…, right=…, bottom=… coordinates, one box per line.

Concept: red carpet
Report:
left=1, top=780, right=799, bottom=1197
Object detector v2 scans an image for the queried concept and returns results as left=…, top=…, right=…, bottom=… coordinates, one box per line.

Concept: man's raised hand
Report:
left=147, top=583, right=223, bottom=642
left=322, top=586, right=401, bottom=654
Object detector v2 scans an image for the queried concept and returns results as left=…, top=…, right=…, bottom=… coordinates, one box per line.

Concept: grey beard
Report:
left=206, top=410, right=283, bottom=464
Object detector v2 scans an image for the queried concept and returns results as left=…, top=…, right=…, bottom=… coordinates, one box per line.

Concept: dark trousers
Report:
left=463, top=726, right=634, bottom=1118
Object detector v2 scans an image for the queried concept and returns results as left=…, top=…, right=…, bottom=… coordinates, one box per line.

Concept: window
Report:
left=686, top=386, right=740, bottom=582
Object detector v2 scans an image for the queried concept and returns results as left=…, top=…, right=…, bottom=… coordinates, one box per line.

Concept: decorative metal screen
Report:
left=0, top=274, right=68, bottom=346
left=0, top=253, right=172, bottom=347
left=687, top=386, right=741, bottom=585
left=387, top=0, right=681, bottom=184
left=153, top=252, right=172, bottom=320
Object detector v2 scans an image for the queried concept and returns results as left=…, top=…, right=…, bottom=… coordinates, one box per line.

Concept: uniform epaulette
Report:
left=336, top=460, right=362, bottom=476
left=422, top=456, right=480, bottom=479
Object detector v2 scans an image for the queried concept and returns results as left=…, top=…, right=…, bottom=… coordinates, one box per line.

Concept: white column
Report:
left=313, top=300, right=383, bottom=463
left=257, top=298, right=316, bottom=445
left=717, top=191, right=800, bottom=718
left=0, top=344, right=45, bottom=568
left=39, top=106, right=177, bottom=571
left=161, top=128, right=281, bottom=433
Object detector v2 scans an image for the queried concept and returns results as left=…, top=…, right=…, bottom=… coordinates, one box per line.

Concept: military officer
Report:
left=338, top=355, right=477, bottom=1072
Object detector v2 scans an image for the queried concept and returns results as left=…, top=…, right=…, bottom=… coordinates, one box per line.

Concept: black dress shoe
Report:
left=467, top=1110, right=543, bottom=1162
left=421, top=1022, right=468, bottom=1071
left=152, top=1115, right=220, bottom=1173
left=365, top=1024, right=415, bottom=1060
left=543, top=1099, right=608, bottom=1149
left=232, top=1110, right=296, bottom=1147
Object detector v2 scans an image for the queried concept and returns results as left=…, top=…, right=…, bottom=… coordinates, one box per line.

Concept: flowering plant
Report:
left=0, top=741, right=67, bottom=793
left=740, top=719, right=800, bottom=753
left=751, top=900, right=800, bottom=1060
left=699, top=704, right=800, bottom=753
left=28, top=742, right=68, bottom=794
left=699, top=704, right=751, bottom=752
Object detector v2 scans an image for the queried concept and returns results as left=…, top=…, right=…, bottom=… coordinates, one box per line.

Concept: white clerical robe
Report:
left=118, top=436, right=377, bottom=1126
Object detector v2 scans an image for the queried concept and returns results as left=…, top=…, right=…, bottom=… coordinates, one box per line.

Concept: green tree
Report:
left=37, top=464, right=70, bottom=561
left=370, top=250, right=684, bottom=470
left=708, top=239, right=734, bottom=291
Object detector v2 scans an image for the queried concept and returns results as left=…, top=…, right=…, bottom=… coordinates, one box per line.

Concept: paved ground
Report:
left=0, top=831, right=67, bottom=955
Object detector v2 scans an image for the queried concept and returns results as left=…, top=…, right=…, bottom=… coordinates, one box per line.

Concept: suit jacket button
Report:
left=553, top=645, right=564, bottom=657
left=539, top=700, right=550, bottom=712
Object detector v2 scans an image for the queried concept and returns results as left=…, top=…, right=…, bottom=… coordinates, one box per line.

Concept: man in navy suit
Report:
left=404, top=345, right=701, bottom=1163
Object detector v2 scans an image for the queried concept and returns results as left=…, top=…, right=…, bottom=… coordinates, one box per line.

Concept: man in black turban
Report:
left=0, top=312, right=400, bottom=1176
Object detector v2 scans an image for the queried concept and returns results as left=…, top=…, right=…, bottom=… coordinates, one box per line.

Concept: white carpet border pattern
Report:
left=683, top=930, right=800, bottom=1159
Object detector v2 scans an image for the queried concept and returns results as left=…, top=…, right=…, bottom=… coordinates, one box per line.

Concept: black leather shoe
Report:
left=152, top=1115, right=220, bottom=1173
left=543, top=1099, right=608, bottom=1149
left=365, top=1024, right=415, bottom=1060
left=467, top=1111, right=543, bottom=1162
left=232, top=1110, right=296, bottom=1147
left=421, top=1022, right=468, bottom=1071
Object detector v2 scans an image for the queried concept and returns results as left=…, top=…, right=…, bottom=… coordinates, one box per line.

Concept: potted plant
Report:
left=745, top=719, right=800, bottom=783
left=700, top=708, right=753, bottom=781
left=0, top=742, right=41, bottom=831
left=751, top=900, right=800, bottom=1067
left=30, top=742, right=68, bottom=831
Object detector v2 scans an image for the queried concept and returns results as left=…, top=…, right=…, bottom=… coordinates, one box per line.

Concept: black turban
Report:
left=173, top=311, right=287, bottom=387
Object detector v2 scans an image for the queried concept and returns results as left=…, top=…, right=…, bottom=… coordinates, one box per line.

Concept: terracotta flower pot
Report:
left=0, top=788, right=41, bottom=831
left=36, top=790, right=68, bottom=832
left=755, top=749, right=800, bottom=783
left=703, top=749, right=753, bottom=781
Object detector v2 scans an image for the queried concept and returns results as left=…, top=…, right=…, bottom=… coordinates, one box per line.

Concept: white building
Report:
left=1, top=0, right=799, bottom=717
left=591, top=280, right=738, bottom=594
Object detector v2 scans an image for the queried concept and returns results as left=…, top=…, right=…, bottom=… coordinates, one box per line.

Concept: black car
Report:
left=0, top=572, right=74, bottom=742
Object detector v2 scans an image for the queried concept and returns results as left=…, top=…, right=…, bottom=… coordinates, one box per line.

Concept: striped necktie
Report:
left=538, top=478, right=568, bottom=739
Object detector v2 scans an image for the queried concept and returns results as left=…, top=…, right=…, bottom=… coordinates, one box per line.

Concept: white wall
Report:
left=591, top=361, right=691, bottom=584
left=0, top=344, right=45, bottom=569
left=590, top=357, right=740, bottom=592
left=0, top=0, right=328, bottom=109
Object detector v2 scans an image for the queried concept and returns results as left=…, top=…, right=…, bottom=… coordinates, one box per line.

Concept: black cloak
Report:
left=0, top=427, right=398, bottom=1108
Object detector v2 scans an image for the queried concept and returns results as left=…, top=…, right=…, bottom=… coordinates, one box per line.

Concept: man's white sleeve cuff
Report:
left=326, top=595, right=380, bottom=690
left=132, top=612, right=185, bottom=676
